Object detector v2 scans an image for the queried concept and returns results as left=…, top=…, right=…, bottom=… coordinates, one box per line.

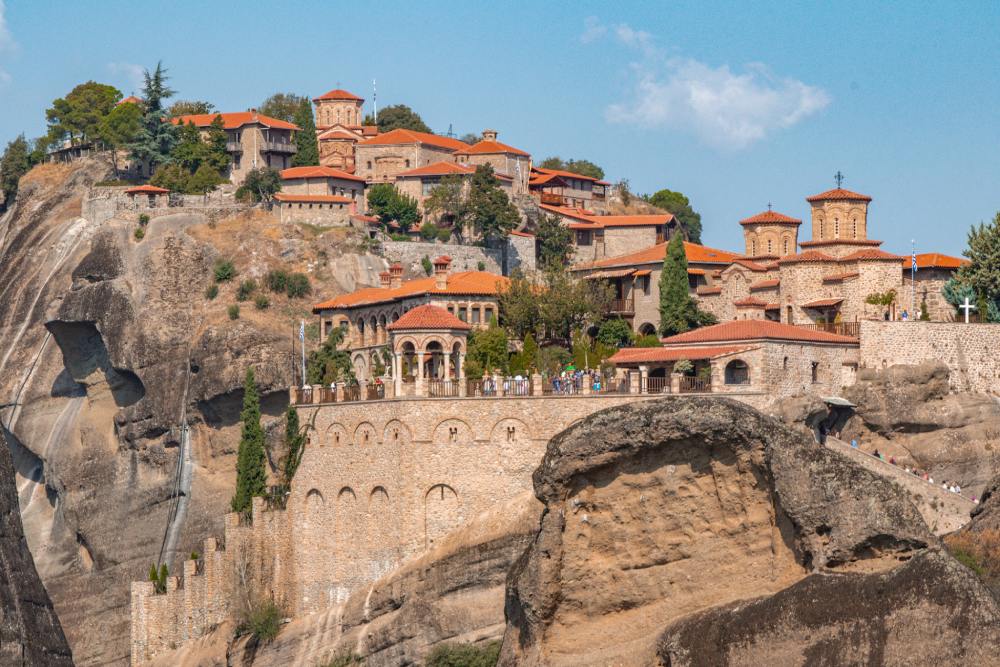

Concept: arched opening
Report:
left=451, top=341, right=463, bottom=380
left=424, top=484, right=461, bottom=549
left=724, top=359, right=750, bottom=385
left=638, top=322, right=657, bottom=336
left=424, top=340, right=446, bottom=379
left=400, top=341, right=417, bottom=383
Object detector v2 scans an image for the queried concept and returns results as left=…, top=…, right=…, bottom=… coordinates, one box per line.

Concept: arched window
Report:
left=835, top=219, right=840, bottom=238
left=750, top=239, right=756, bottom=255
left=783, top=238, right=789, bottom=255
left=767, top=239, right=772, bottom=255
left=724, top=359, right=750, bottom=385
left=852, top=220, right=857, bottom=238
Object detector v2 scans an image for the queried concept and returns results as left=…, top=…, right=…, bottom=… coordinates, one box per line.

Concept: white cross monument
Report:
left=960, top=297, right=976, bottom=324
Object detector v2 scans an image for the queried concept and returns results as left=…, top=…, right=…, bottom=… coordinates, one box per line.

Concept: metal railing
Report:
left=428, top=380, right=460, bottom=398
left=608, top=298, right=635, bottom=314
left=595, top=376, right=630, bottom=394
left=264, top=141, right=297, bottom=154
left=644, top=376, right=670, bottom=394
left=679, top=376, right=711, bottom=393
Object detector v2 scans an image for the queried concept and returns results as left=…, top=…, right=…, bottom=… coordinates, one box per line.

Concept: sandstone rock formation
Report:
left=0, top=159, right=386, bottom=665
left=498, top=397, right=1000, bottom=666
left=0, top=430, right=74, bottom=666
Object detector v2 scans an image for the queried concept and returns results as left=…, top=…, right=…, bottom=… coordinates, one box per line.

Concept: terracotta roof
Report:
left=806, top=188, right=872, bottom=202
left=609, top=345, right=750, bottom=364
left=396, top=161, right=474, bottom=178
left=313, top=88, right=363, bottom=102
left=734, top=297, right=768, bottom=307
left=529, top=173, right=568, bottom=187
left=171, top=111, right=299, bottom=131
left=510, top=229, right=535, bottom=238
left=312, top=271, right=509, bottom=311
left=351, top=214, right=379, bottom=223
left=386, top=304, right=471, bottom=331
left=662, top=320, right=859, bottom=345
left=749, top=279, right=780, bottom=291
left=540, top=204, right=672, bottom=228
left=739, top=210, right=801, bottom=225
left=358, top=128, right=468, bottom=152
left=360, top=125, right=379, bottom=136
left=731, top=259, right=768, bottom=272
left=117, top=95, right=142, bottom=106
left=573, top=241, right=741, bottom=271
left=685, top=242, right=742, bottom=264
left=764, top=303, right=780, bottom=310
left=799, top=239, right=882, bottom=248
left=317, top=128, right=362, bottom=141
left=584, top=268, right=635, bottom=279
left=840, top=248, right=903, bottom=261
left=801, top=298, right=844, bottom=308
left=822, top=272, right=859, bottom=282
left=696, top=286, right=723, bottom=295
left=280, top=166, right=365, bottom=182
left=456, top=139, right=530, bottom=157
left=688, top=268, right=706, bottom=276
left=906, top=253, right=967, bottom=270
left=125, top=184, right=169, bottom=194
left=274, top=193, right=352, bottom=204
left=532, top=166, right=601, bottom=183
left=633, top=269, right=652, bottom=277
left=777, top=250, right=837, bottom=264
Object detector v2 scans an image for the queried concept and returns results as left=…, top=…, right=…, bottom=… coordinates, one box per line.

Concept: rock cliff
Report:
left=498, top=397, right=1000, bottom=666
left=0, top=158, right=385, bottom=665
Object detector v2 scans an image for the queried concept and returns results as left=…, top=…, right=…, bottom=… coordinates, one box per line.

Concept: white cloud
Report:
left=107, top=61, right=145, bottom=93
left=588, top=19, right=830, bottom=150
left=580, top=16, right=606, bottom=43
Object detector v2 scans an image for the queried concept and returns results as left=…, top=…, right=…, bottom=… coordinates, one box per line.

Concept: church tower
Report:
left=739, top=208, right=801, bottom=258
left=805, top=174, right=872, bottom=242
left=312, top=89, right=365, bottom=128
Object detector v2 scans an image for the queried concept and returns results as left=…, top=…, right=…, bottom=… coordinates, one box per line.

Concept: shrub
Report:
left=425, top=641, right=501, bottom=667
left=421, top=255, right=433, bottom=275
left=228, top=304, right=240, bottom=320
left=945, top=529, right=1000, bottom=593
left=596, top=318, right=634, bottom=348
left=634, top=334, right=661, bottom=347
left=254, top=294, right=270, bottom=310
left=205, top=284, right=219, bottom=300
left=477, top=261, right=486, bottom=271
left=673, top=359, right=693, bottom=374
left=420, top=222, right=440, bottom=241
left=264, top=269, right=290, bottom=293
left=214, top=259, right=236, bottom=283
left=138, top=213, right=150, bottom=226
left=285, top=272, right=311, bottom=298
left=133, top=226, right=145, bottom=241
left=235, top=598, right=283, bottom=643
left=437, top=226, right=452, bottom=242
left=190, top=551, right=200, bottom=560
left=236, top=279, right=257, bottom=302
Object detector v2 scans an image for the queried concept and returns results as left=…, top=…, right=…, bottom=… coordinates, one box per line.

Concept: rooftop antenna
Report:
left=372, top=79, right=378, bottom=124
left=834, top=170, right=845, bottom=188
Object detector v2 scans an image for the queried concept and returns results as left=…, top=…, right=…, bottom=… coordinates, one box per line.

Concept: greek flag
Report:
left=911, top=251, right=917, bottom=273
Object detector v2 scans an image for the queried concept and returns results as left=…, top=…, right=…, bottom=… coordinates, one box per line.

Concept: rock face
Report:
left=0, top=430, right=74, bottom=666
left=843, top=362, right=1000, bottom=495
left=0, top=159, right=385, bottom=665
left=498, top=397, right=1000, bottom=666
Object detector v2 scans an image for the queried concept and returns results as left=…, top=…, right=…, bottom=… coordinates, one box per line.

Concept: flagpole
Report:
left=911, top=239, right=916, bottom=319
left=300, top=320, right=306, bottom=387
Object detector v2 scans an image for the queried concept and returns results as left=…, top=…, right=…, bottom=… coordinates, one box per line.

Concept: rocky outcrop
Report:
left=498, top=397, right=999, bottom=667
left=0, top=430, right=74, bottom=666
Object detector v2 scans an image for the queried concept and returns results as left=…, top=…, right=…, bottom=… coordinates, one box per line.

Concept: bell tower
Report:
left=312, top=88, right=365, bottom=128
left=739, top=205, right=801, bottom=258
left=806, top=172, right=872, bottom=242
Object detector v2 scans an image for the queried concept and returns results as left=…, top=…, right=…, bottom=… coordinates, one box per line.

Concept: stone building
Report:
left=528, top=166, right=609, bottom=213
left=311, top=257, right=509, bottom=380
left=280, top=165, right=366, bottom=210
left=453, top=130, right=532, bottom=194
left=171, top=111, right=299, bottom=184
left=393, top=161, right=514, bottom=217
left=542, top=204, right=679, bottom=264
left=273, top=193, right=355, bottom=226
left=312, top=88, right=379, bottom=172
left=123, top=184, right=170, bottom=208
left=355, top=129, right=471, bottom=183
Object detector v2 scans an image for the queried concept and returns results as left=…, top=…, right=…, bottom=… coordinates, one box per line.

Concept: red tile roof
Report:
left=317, top=128, right=362, bottom=141
left=532, top=166, right=601, bottom=183
left=313, top=88, right=363, bottom=102
left=280, top=166, right=366, bottom=182
left=386, top=304, right=471, bottom=331
left=358, top=128, right=468, bottom=152
left=125, top=184, right=169, bottom=194
left=312, top=271, right=509, bottom=311
left=739, top=210, right=802, bottom=225
left=608, top=345, right=750, bottom=364
left=907, top=253, right=967, bottom=270
left=734, top=297, right=768, bottom=307
left=799, top=239, right=882, bottom=248
left=172, top=111, right=299, bottom=131
left=274, top=193, right=352, bottom=204
left=351, top=214, right=379, bottom=224
left=731, top=259, right=768, bottom=272
left=840, top=248, right=903, bottom=261
left=765, top=303, right=780, bottom=310
left=510, top=229, right=535, bottom=238
left=394, top=161, right=513, bottom=180
left=117, top=95, right=142, bottom=106
left=528, top=172, right=568, bottom=187
left=662, top=320, right=859, bottom=345
left=822, top=271, right=859, bottom=282
left=573, top=241, right=741, bottom=271
left=801, top=298, right=844, bottom=308
left=777, top=250, right=837, bottom=264
left=749, top=279, right=780, bottom=291
left=457, top=139, right=530, bottom=157
left=806, top=188, right=872, bottom=202
left=696, top=286, right=723, bottom=295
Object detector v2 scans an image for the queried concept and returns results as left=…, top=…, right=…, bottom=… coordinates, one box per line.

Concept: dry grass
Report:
left=20, top=162, right=78, bottom=189
left=945, top=529, right=1000, bottom=592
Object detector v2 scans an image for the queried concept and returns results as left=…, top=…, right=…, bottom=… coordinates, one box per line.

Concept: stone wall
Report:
left=82, top=187, right=247, bottom=226
left=275, top=200, right=354, bottom=227
left=860, top=320, right=1000, bottom=393
left=382, top=240, right=502, bottom=274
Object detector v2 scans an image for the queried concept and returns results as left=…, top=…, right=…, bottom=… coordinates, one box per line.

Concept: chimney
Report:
left=433, top=255, right=452, bottom=290
left=379, top=271, right=391, bottom=288
left=482, top=129, right=498, bottom=142
left=389, top=263, right=404, bottom=289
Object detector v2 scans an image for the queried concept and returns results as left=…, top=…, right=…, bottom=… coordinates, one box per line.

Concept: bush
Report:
left=190, top=551, right=200, bottom=560
left=133, top=226, right=145, bottom=241
left=236, top=279, right=257, bottom=302
left=138, top=213, right=150, bottom=226
left=264, top=269, right=290, bottom=293
left=235, top=598, right=283, bottom=643
left=420, top=222, right=440, bottom=241
left=477, top=261, right=486, bottom=271
left=945, top=529, right=1000, bottom=593
left=425, top=641, right=501, bottom=667
left=421, top=255, right=433, bottom=275
left=437, top=225, right=452, bottom=242
left=285, top=272, right=311, bottom=298
left=596, top=318, right=634, bottom=348
left=634, top=334, right=661, bottom=347
left=214, top=259, right=236, bottom=282
left=228, top=304, right=240, bottom=320
left=205, top=284, right=219, bottom=300
left=673, top=359, right=693, bottom=374
left=254, top=294, right=270, bottom=310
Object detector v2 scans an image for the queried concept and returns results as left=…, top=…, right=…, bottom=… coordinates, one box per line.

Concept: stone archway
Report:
left=424, top=484, right=461, bottom=549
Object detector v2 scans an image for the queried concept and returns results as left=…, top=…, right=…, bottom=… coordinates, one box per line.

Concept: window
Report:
left=324, top=320, right=333, bottom=336
left=782, top=356, right=788, bottom=369
left=471, top=308, right=481, bottom=324
left=576, top=230, right=592, bottom=246
left=835, top=219, right=840, bottom=238
left=811, top=362, right=820, bottom=384
left=750, top=239, right=756, bottom=255
left=852, top=220, right=857, bottom=238
left=767, top=239, right=772, bottom=254
left=405, top=159, right=410, bottom=168
left=783, top=238, right=789, bottom=255
left=458, top=307, right=468, bottom=322
left=484, top=307, right=494, bottom=323
left=642, top=276, right=650, bottom=296
left=367, top=161, right=372, bottom=170
left=234, top=155, right=241, bottom=170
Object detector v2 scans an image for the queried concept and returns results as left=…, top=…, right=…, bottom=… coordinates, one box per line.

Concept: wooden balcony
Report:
left=225, top=141, right=243, bottom=153
left=540, top=192, right=565, bottom=206
left=608, top=297, right=635, bottom=314
left=800, top=322, right=860, bottom=338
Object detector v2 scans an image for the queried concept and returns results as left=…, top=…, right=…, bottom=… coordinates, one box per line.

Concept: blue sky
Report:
left=2, top=0, right=998, bottom=256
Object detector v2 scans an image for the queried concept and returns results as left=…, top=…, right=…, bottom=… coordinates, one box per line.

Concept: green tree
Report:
left=539, top=156, right=604, bottom=180
left=292, top=98, right=319, bottom=166
left=0, top=135, right=32, bottom=211
left=596, top=318, right=634, bottom=348
left=366, top=183, right=419, bottom=232
left=498, top=270, right=543, bottom=340
left=231, top=368, right=267, bottom=515
left=129, top=62, right=178, bottom=171
left=958, top=212, right=1000, bottom=312
left=363, top=104, right=432, bottom=133
left=167, top=100, right=215, bottom=117
left=307, top=327, right=355, bottom=384
left=282, top=406, right=306, bottom=484
left=466, top=322, right=510, bottom=377
left=45, top=81, right=122, bottom=146
left=171, top=121, right=207, bottom=172
left=150, top=163, right=190, bottom=192
left=658, top=233, right=714, bottom=335
left=647, top=188, right=703, bottom=244
left=466, top=164, right=519, bottom=241
left=509, top=332, right=539, bottom=375
left=459, top=132, right=480, bottom=145
left=98, top=101, right=143, bottom=177
left=423, top=175, right=466, bottom=229
left=536, top=214, right=573, bottom=270
left=538, top=268, right=612, bottom=344
left=259, top=93, right=308, bottom=122
left=236, top=167, right=282, bottom=203
left=205, top=114, right=231, bottom=174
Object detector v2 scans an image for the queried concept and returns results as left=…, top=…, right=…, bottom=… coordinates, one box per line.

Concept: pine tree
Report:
left=291, top=99, right=319, bottom=167
left=231, top=368, right=267, bottom=514
left=659, top=233, right=701, bottom=336
left=0, top=135, right=32, bottom=211
left=466, top=164, right=519, bottom=241
left=129, top=62, right=178, bottom=172
left=205, top=114, right=230, bottom=174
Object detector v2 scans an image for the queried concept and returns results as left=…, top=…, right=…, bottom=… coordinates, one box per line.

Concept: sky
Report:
left=1, top=0, right=999, bottom=256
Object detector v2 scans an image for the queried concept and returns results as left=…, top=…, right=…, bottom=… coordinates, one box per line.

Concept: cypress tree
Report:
left=231, top=368, right=267, bottom=514
left=658, top=233, right=698, bottom=336
left=282, top=406, right=305, bottom=484
left=292, top=99, right=319, bottom=167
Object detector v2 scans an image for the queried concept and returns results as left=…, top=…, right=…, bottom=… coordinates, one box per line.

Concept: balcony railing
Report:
left=225, top=141, right=243, bottom=153
left=644, top=376, right=670, bottom=394
left=800, top=322, right=860, bottom=338
left=540, top=192, right=565, bottom=206
left=428, top=380, right=460, bottom=398
left=264, top=141, right=297, bottom=154
left=679, top=376, right=711, bottom=393
left=608, top=297, right=635, bottom=314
